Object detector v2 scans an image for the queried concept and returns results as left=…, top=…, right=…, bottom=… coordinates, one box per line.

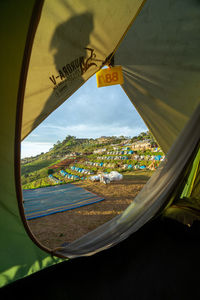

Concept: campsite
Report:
left=21, top=133, right=159, bottom=248
left=1, top=1, right=200, bottom=299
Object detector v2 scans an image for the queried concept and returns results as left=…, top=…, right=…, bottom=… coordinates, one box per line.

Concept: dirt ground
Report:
left=27, top=172, right=151, bottom=250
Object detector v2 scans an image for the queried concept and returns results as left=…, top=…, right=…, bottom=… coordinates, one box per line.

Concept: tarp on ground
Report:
left=23, top=183, right=104, bottom=220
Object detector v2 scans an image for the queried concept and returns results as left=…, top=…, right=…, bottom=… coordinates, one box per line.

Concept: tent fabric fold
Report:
left=115, top=0, right=200, bottom=153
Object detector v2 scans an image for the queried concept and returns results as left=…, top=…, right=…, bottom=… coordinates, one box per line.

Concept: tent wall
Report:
left=116, top=0, right=200, bottom=153
left=0, top=1, right=63, bottom=288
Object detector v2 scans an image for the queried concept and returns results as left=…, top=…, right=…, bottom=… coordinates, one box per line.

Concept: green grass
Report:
left=123, top=169, right=154, bottom=182
left=21, top=158, right=60, bottom=188
left=21, top=158, right=57, bottom=175
left=23, top=177, right=52, bottom=189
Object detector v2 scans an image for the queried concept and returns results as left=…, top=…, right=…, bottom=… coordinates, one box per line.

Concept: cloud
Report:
left=45, top=76, right=145, bottom=128
left=21, top=123, right=146, bottom=158
left=31, top=123, right=146, bottom=140
left=21, top=142, right=53, bottom=158
left=23, top=74, right=147, bottom=153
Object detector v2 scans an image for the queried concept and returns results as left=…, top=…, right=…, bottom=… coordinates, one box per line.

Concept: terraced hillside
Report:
left=21, top=133, right=164, bottom=190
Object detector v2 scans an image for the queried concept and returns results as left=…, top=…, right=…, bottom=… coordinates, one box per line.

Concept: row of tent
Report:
left=107, top=150, right=134, bottom=155
left=70, top=166, right=94, bottom=175
left=135, top=154, right=164, bottom=161
left=122, top=164, right=147, bottom=170
left=85, top=161, right=104, bottom=167
left=97, top=154, right=165, bottom=162
left=85, top=160, right=148, bottom=169
left=48, top=175, right=62, bottom=184
left=84, top=160, right=150, bottom=171
left=60, top=170, right=80, bottom=180
left=98, top=156, right=128, bottom=160
left=85, top=159, right=161, bottom=171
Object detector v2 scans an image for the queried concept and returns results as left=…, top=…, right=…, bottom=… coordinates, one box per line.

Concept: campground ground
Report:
left=28, top=171, right=152, bottom=250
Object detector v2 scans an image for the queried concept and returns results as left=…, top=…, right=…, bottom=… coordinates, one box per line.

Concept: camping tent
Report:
left=1, top=0, right=200, bottom=297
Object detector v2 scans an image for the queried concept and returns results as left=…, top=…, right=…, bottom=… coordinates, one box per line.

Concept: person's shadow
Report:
left=32, top=12, right=96, bottom=133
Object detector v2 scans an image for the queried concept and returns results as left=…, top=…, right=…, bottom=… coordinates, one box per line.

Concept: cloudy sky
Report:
left=21, top=74, right=147, bottom=158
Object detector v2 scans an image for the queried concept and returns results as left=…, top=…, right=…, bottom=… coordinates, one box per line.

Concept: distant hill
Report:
left=21, top=131, right=160, bottom=189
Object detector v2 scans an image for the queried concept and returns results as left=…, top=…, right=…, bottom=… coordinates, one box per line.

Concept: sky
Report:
left=21, top=75, right=147, bottom=158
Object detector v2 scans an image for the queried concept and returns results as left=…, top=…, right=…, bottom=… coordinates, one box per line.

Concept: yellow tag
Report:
left=96, top=66, right=124, bottom=88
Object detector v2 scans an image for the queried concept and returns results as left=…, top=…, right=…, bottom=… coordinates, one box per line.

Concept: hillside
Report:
left=21, top=132, right=164, bottom=190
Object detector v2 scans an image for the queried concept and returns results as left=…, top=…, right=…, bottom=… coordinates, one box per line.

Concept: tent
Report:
left=1, top=0, right=200, bottom=298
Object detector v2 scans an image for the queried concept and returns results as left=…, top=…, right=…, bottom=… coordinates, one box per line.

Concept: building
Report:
left=131, top=140, right=152, bottom=150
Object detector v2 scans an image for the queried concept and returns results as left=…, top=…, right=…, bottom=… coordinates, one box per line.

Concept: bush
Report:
left=47, top=169, right=54, bottom=175
left=104, top=168, right=112, bottom=173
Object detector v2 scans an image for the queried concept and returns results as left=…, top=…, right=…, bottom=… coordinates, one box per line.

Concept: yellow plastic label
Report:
left=96, top=66, right=124, bottom=88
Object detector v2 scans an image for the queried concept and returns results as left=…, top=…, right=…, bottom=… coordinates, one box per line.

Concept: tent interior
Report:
left=1, top=0, right=200, bottom=298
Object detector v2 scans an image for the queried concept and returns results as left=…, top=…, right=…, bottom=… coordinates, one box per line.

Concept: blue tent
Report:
left=140, top=166, right=146, bottom=169
left=155, top=155, right=162, bottom=161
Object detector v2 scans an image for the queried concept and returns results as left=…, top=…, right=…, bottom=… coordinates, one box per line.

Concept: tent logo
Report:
left=81, top=47, right=98, bottom=73
left=49, top=48, right=98, bottom=88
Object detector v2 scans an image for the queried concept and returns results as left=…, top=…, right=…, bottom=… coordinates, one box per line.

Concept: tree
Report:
left=47, top=169, right=54, bottom=175
left=139, top=132, right=147, bottom=137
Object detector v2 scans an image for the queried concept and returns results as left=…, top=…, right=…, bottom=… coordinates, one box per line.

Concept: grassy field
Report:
left=21, top=158, right=60, bottom=188
left=21, top=158, right=58, bottom=174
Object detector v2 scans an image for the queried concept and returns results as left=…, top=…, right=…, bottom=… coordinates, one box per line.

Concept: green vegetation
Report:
left=21, top=132, right=164, bottom=189
left=21, top=159, right=56, bottom=174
